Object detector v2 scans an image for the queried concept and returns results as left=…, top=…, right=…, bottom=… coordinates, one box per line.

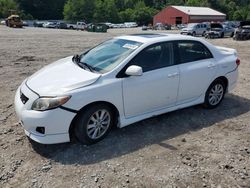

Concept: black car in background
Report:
left=205, top=23, right=234, bottom=39
left=56, top=22, right=68, bottom=29
left=234, top=21, right=250, bottom=40
left=33, top=21, right=45, bottom=27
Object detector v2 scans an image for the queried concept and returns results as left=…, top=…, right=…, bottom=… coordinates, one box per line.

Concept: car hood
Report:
left=181, top=28, right=193, bottom=31
left=26, top=56, right=101, bottom=96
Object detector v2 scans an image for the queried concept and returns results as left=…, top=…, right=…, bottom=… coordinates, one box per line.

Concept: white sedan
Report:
left=14, top=34, right=240, bottom=145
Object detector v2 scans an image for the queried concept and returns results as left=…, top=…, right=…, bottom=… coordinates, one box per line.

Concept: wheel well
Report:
left=68, top=101, right=119, bottom=141
left=213, top=76, right=228, bottom=91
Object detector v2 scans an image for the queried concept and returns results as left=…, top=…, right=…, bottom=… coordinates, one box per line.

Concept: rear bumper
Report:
left=225, top=68, right=239, bottom=92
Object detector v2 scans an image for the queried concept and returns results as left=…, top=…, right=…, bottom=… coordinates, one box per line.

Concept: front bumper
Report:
left=180, top=31, right=192, bottom=35
left=14, top=82, right=76, bottom=144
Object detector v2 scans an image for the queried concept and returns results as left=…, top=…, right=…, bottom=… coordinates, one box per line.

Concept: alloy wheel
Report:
left=208, top=84, right=224, bottom=106
left=86, top=109, right=111, bottom=139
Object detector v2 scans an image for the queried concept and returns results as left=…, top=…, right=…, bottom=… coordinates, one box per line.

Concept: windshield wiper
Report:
left=72, top=54, right=95, bottom=72
left=72, top=54, right=81, bottom=64
left=81, top=62, right=96, bottom=72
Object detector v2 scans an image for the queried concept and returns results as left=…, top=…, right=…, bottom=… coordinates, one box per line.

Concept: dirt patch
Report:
left=15, top=56, right=37, bottom=62
left=0, top=26, right=249, bottom=188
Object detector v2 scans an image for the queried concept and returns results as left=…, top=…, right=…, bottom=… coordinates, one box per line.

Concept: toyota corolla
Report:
left=14, top=34, right=239, bottom=145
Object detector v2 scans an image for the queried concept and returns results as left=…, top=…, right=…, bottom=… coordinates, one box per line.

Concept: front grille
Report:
left=20, top=92, right=29, bottom=104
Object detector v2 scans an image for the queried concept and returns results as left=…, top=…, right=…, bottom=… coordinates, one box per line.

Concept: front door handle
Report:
left=168, top=72, right=179, bottom=78
left=207, top=64, right=216, bottom=68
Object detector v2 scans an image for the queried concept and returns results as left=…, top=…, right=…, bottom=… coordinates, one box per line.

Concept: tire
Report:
left=74, top=104, right=115, bottom=145
left=192, top=31, right=196, bottom=37
left=221, top=32, right=224, bottom=38
left=203, top=79, right=226, bottom=109
left=230, top=32, right=234, bottom=37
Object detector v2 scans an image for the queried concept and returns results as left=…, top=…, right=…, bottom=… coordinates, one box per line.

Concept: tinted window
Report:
left=129, top=42, right=174, bottom=72
left=177, top=41, right=213, bottom=64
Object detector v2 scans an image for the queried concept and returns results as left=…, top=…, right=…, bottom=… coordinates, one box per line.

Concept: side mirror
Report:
left=125, top=65, right=143, bottom=76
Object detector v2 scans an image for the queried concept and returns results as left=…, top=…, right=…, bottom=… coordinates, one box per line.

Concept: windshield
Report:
left=80, top=39, right=142, bottom=73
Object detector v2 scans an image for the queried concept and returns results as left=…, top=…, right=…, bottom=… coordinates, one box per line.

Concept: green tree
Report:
left=119, top=8, right=134, bottom=22
left=133, top=1, right=157, bottom=25
left=17, top=0, right=66, bottom=20
left=93, top=0, right=120, bottom=23
left=64, top=0, right=95, bottom=21
left=186, top=0, right=209, bottom=6
left=233, top=5, right=250, bottom=20
left=0, top=0, right=18, bottom=18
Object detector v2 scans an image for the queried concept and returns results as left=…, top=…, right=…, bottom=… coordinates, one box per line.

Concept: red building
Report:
left=153, top=6, right=226, bottom=25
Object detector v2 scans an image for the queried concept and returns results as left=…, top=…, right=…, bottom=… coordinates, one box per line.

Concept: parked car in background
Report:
left=15, top=34, right=240, bottom=145
left=205, top=23, right=234, bottom=38
left=154, top=23, right=171, bottom=30
left=67, top=23, right=77, bottom=30
left=76, top=22, right=87, bottom=30
left=33, top=21, right=45, bottom=27
left=0, top=20, right=6, bottom=25
left=124, top=22, right=138, bottom=28
left=234, top=21, right=250, bottom=41
left=222, top=24, right=235, bottom=37
left=181, top=23, right=208, bottom=36
left=22, top=21, right=28, bottom=27
left=223, top=21, right=240, bottom=28
left=177, top=24, right=187, bottom=30
left=142, top=25, right=148, bottom=30
left=56, top=22, right=68, bottom=29
left=43, top=21, right=57, bottom=28
left=104, top=22, right=113, bottom=28
left=113, top=23, right=126, bottom=28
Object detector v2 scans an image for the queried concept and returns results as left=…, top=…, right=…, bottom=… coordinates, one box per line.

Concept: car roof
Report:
left=116, top=33, right=199, bottom=44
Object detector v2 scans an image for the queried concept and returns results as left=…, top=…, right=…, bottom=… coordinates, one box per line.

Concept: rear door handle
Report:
left=168, top=72, right=179, bottom=78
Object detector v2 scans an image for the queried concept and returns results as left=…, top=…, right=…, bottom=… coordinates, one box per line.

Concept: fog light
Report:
left=36, top=127, right=45, bottom=134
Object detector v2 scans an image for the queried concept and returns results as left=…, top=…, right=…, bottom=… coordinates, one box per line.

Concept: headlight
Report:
left=31, top=96, right=71, bottom=111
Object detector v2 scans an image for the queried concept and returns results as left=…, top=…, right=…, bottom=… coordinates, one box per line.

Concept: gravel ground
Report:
left=0, top=26, right=249, bottom=188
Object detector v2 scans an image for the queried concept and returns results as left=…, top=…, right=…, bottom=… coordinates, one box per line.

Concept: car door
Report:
left=175, top=40, right=217, bottom=105
left=120, top=42, right=179, bottom=118
left=196, top=24, right=202, bottom=35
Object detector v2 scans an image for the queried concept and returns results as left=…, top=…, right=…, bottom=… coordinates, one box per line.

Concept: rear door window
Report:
left=176, top=41, right=213, bottom=64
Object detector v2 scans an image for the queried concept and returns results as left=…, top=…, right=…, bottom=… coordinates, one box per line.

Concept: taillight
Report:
left=236, top=58, right=240, bottom=66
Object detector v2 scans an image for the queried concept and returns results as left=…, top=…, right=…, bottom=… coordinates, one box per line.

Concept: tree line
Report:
left=0, top=0, right=250, bottom=24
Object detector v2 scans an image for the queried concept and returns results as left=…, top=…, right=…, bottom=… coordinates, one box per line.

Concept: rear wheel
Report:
left=192, top=31, right=196, bottom=37
left=204, top=80, right=226, bottom=109
left=74, top=104, right=114, bottom=145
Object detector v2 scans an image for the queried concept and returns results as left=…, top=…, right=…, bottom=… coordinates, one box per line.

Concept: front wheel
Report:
left=204, top=80, right=226, bottom=109
left=74, top=104, right=115, bottom=145
left=221, top=32, right=224, bottom=38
